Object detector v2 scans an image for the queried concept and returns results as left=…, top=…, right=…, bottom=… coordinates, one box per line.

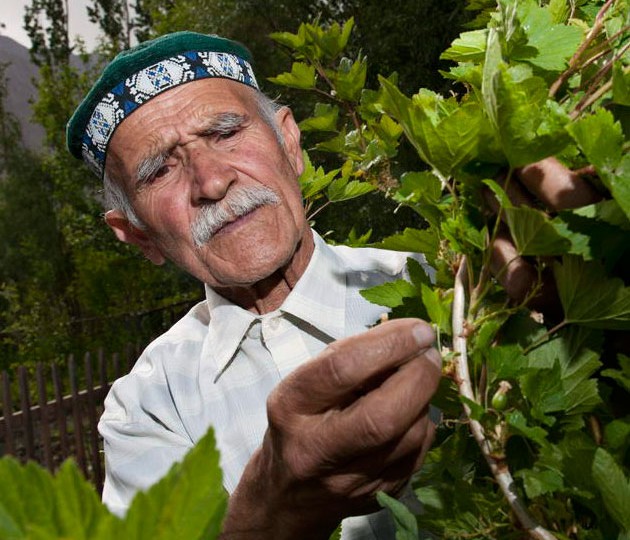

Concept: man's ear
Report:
left=104, top=209, right=166, bottom=265
left=276, top=107, right=304, bottom=177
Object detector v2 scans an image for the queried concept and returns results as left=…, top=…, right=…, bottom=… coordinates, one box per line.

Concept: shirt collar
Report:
left=204, top=230, right=347, bottom=378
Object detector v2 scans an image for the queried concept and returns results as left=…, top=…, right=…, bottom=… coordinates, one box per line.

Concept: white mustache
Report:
left=191, top=185, right=280, bottom=247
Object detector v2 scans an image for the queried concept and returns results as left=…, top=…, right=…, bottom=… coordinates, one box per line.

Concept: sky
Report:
left=1, top=0, right=100, bottom=50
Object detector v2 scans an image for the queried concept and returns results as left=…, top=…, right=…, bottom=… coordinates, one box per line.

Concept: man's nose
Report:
left=189, top=148, right=237, bottom=203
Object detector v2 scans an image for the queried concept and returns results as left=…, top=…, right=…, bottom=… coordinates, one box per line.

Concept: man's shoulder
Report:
left=143, top=299, right=210, bottom=356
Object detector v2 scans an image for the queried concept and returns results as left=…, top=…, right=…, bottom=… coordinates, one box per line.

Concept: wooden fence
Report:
left=0, top=345, right=141, bottom=494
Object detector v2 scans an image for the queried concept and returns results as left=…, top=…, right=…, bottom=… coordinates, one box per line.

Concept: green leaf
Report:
left=373, top=228, right=439, bottom=265
left=299, top=103, right=339, bottom=132
left=268, top=62, right=316, bottom=89
left=376, top=492, right=419, bottom=540
left=121, top=429, right=227, bottom=540
left=379, top=78, right=483, bottom=176
left=420, top=284, right=452, bottom=335
left=524, top=326, right=602, bottom=415
left=328, top=56, right=367, bottom=102
left=568, top=109, right=624, bottom=176
left=0, top=457, right=115, bottom=540
left=326, top=177, right=376, bottom=202
left=441, top=29, right=488, bottom=63
left=605, top=417, right=630, bottom=454
left=504, top=206, right=571, bottom=255
left=505, top=410, right=549, bottom=447
left=515, top=468, right=564, bottom=498
left=554, top=256, right=630, bottom=328
left=602, top=354, right=630, bottom=392
left=298, top=151, right=339, bottom=199
left=568, top=109, right=630, bottom=220
left=328, top=523, right=342, bottom=540
left=591, top=448, right=630, bottom=532
left=486, top=344, right=528, bottom=381
left=360, top=279, right=418, bottom=308
left=510, top=1, right=583, bottom=72
left=612, top=62, right=630, bottom=106
left=459, top=395, right=486, bottom=421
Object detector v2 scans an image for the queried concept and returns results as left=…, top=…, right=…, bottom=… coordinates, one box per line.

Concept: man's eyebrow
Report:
left=199, top=112, right=248, bottom=135
left=135, top=151, right=168, bottom=187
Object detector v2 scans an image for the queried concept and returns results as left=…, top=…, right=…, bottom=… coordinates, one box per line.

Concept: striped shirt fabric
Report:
left=99, top=231, right=432, bottom=539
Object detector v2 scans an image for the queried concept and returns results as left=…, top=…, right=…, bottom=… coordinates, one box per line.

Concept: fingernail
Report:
left=412, top=323, right=435, bottom=347
left=424, top=347, right=442, bottom=371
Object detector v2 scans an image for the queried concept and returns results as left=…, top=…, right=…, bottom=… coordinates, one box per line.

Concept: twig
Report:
left=453, top=256, right=557, bottom=540
left=549, top=0, right=616, bottom=97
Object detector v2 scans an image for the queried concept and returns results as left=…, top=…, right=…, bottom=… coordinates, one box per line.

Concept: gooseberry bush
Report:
left=0, top=1, right=628, bottom=539
left=269, top=1, right=629, bottom=538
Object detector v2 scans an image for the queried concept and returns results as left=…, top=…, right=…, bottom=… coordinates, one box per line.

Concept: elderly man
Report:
left=67, top=32, right=441, bottom=539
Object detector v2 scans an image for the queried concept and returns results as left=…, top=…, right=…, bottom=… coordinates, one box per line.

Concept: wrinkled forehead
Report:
left=104, top=78, right=258, bottom=182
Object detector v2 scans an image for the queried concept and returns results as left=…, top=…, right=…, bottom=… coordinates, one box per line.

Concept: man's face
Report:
left=105, top=79, right=307, bottom=289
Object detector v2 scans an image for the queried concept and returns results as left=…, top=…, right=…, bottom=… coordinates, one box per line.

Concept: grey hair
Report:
left=102, top=91, right=286, bottom=227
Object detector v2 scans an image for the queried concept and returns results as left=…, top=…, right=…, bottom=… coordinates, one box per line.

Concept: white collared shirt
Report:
left=99, top=231, right=432, bottom=539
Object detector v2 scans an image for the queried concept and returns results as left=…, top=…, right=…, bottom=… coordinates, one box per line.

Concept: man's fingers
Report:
left=517, top=157, right=601, bottom=211
left=490, top=229, right=538, bottom=304
left=323, top=347, right=440, bottom=457
left=271, top=319, right=437, bottom=415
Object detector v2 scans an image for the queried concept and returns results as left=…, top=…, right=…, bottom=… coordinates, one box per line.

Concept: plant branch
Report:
left=549, top=0, right=616, bottom=97
left=453, top=256, right=557, bottom=540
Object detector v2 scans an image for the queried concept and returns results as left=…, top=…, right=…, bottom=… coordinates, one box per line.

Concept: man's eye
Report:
left=154, top=165, right=170, bottom=178
left=216, top=129, right=238, bottom=141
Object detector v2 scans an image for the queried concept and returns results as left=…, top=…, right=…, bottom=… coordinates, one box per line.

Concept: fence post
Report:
left=35, top=363, right=54, bottom=470
left=68, top=355, right=87, bottom=476
left=1, top=370, right=15, bottom=456
left=51, top=363, right=70, bottom=460
left=17, top=366, right=35, bottom=460
left=84, top=352, right=103, bottom=490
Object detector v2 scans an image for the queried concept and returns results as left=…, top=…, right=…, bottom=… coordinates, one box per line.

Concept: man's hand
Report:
left=489, top=157, right=602, bottom=315
left=221, top=318, right=441, bottom=539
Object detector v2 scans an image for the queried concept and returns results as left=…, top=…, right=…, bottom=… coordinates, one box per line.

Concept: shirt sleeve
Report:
left=98, top=363, right=195, bottom=516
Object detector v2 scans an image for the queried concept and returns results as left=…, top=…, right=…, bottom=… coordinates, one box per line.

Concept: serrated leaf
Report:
left=328, top=56, right=367, bottom=102
left=459, top=395, right=486, bottom=421
left=360, top=279, right=418, bottom=308
left=268, top=62, right=316, bottom=89
left=379, top=78, right=483, bottom=176
left=605, top=417, right=630, bottom=454
left=506, top=410, right=549, bottom=446
left=398, top=171, right=442, bottom=204
left=326, top=177, right=376, bottom=202
left=420, top=284, right=452, bottom=335
left=554, top=256, right=630, bottom=328
left=299, top=103, right=339, bottom=132
left=511, top=1, right=583, bottom=71
left=441, top=29, right=488, bottom=63
left=373, top=228, right=439, bottom=265
left=613, top=62, right=630, bottom=106
left=0, top=457, right=114, bottom=539
left=121, top=429, right=226, bottom=540
left=504, top=205, right=571, bottom=255
left=522, top=326, right=602, bottom=416
left=602, top=354, right=630, bottom=392
left=568, top=109, right=624, bottom=175
left=515, top=468, right=564, bottom=498
left=298, top=151, right=339, bottom=200
left=592, top=448, right=630, bottom=532
left=376, top=492, right=419, bottom=540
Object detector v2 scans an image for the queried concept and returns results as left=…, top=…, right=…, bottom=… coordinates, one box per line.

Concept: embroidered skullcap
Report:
left=66, top=31, right=259, bottom=178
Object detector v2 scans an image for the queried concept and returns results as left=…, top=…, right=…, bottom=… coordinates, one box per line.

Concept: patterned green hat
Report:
left=66, top=31, right=258, bottom=178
